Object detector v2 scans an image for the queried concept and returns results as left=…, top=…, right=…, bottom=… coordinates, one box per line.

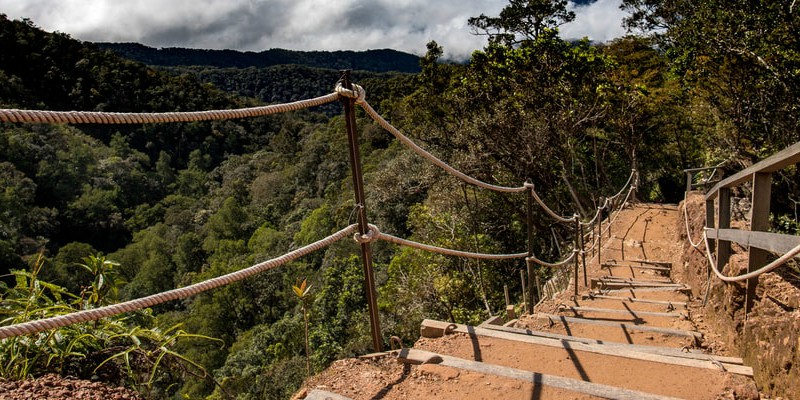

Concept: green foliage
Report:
left=76, top=255, right=124, bottom=306
left=469, top=0, right=575, bottom=45
left=2, top=4, right=799, bottom=399
left=310, top=256, right=372, bottom=367
left=292, top=277, right=313, bottom=376
left=0, top=255, right=219, bottom=398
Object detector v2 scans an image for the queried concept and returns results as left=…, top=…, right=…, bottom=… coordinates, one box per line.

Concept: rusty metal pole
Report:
left=597, top=207, right=602, bottom=264
left=580, top=222, right=588, bottom=287
left=573, top=217, right=580, bottom=297
left=526, top=184, right=536, bottom=313
left=340, top=70, right=382, bottom=352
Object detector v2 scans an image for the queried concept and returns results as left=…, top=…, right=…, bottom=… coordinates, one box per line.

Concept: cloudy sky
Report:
left=1, top=0, right=629, bottom=60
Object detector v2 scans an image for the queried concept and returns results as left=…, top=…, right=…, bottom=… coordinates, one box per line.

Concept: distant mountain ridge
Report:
left=95, top=42, right=422, bottom=73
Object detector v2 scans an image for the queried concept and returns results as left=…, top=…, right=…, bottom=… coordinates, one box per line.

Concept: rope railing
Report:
left=702, top=229, right=800, bottom=282
left=583, top=186, right=635, bottom=256
left=343, top=85, right=529, bottom=194
left=526, top=249, right=578, bottom=268
left=0, top=224, right=358, bottom=340
left=529, top=186, right=578, bottom=223
left=682, top=193, right=705, bottom=249
left=355, top=224, right=528, bottom=260
left=0, top=93, right=340, bottom=124
left=608, top=169, right=637, bottom=202
left=346, top=83, right=638, bottom=230
left=580, top=197, right=611, bottom=228
left=0, top=80, right=643, bottom=341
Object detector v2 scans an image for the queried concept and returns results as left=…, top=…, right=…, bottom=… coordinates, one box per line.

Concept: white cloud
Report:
left=562, top=0, right=627, bottom=42
left=0, top=0, right=626, bottom=60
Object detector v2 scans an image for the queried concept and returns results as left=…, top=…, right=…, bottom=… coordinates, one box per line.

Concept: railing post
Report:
left=717, top=187, right=732, bottom=281
left=519, top=270, right=527, bottom=314
left=526, top=183, right=536, bottom=313
left=686, top=171, right=694, bottom=192
left=580, top=222, right=588, bottom=287
left=705, top=198, right=716, bottom=255
left=746, top=172, right=771, bottom=315
left=340, top=70, right=382, bottom=352
left=597, top=206, right=602, bottom=263
left=573, top=216, right=580, bottom=298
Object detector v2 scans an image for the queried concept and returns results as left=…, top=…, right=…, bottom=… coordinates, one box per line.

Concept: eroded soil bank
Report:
left=681, top=193, right=800, bottom=398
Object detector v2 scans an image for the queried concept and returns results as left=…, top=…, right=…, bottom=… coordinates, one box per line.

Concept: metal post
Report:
left=519, top=269, right=527, bottom=314
left=573, top=217, right=580, bottom=297
left=580, top=223, right=588, bottom=287
left=717, top=187, right=732, bottom=277
left=526, top=184, right=536, bottom=314
left=340, top=70, right=382, bottom=352
left=746, top=173, right=771, bottom=315
left=597, top=209, right=602, bottom=264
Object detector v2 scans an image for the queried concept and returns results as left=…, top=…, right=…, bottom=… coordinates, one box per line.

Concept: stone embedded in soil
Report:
left=0, top=375, right=143, bottom=400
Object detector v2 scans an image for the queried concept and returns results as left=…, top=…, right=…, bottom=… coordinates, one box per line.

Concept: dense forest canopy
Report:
left=1, top=0, right=798, bottom=398
left=96, top=43, right=422, bottom=73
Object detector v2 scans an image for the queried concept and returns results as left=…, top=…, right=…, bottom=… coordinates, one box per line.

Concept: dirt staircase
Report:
left=299, top=204, right=758, bottom=399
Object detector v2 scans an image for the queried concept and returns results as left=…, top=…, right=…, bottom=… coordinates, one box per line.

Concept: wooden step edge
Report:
left=599, top=276, right=675, bottom=284
left=559, top=305, right=686, bottom=318
left=533, top=314, right=703, bottom=339
left=592, top=279, right=687, bottom=289
left=420, top=320, right=752, bottom=377
left=479, top=315, right=505, bottom=327
left=608, top=259, right=673, bottom=267
left=601, top=286, right=693, bottom=294
left=303, top=389, right=353, bottom=400
left=583, top=294, right=688, bottom=308
left=397, top=348, right=687, bottom=400
left=480, top=324, right=745, bottom=365
left=602, top=263, right=672, bottom=272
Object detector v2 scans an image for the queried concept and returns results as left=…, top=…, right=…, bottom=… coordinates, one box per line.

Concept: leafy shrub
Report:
left=0, top=254, right=221, bottom=398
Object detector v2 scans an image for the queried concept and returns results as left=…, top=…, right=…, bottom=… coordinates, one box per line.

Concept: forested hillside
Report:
left=97, top=43, right=422, bottom=73
left=1, top=0, right=798, bottom=399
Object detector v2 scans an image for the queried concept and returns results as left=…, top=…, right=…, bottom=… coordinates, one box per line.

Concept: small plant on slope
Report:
left=292, top=277, right=313, bottom=376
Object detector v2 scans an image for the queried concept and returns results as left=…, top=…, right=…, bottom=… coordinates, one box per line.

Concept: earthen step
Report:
left=591, top=278, right=688, bottom=290
left=481, top=323, right=744, bottom=365
left=419, top=320, right=748, bottom=376
left=599, top=275, right=675, bottom=284
left=583, top=293, right=688, bottom=309
left=597, top=285, right=693, bottom=297
left=558, top=305, right=686, bottom=319
left=534, top=313, right=702, bottom=342
left=398, top=348, right=683, bottom=400
left=304, top=389, right=353, bottom=400
left=416, top=322, right=751, bottom=399
left=572, top=297, right=686, bottom=313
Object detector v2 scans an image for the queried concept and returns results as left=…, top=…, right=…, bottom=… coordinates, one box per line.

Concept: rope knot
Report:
left=353, top=223, right=381, bottom=244
left=335, top=82, right=366, bottom=104
left=523, top=182, right=535, bottom=190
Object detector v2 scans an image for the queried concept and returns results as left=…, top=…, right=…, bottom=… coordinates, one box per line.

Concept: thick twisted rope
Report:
left=360, top=224, right=527, bottom=260
left=702, top=229, right=800, bottom=282
left=581, top=198, right=611, bottom=228
left=526, top=249, right=578, bottom=268
left=349, top=88, right=528, bottom=194
left=607, top=169, right=637, bottom=202
left=0, top=93, right=339, bottom=124
left=682, top=192, right=705, bottom=249
left=528, top=185, right=578, bottom=223
left=0, top=224, right=358, bottom=339
left=582, top=186, right=634, bottom=257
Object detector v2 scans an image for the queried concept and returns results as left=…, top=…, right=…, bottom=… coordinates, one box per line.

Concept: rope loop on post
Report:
left=335, top=82, right=366, bottom=104
left=524, top=181, right=535, bottom=190
left=353, top=223, right=381, bottom=244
